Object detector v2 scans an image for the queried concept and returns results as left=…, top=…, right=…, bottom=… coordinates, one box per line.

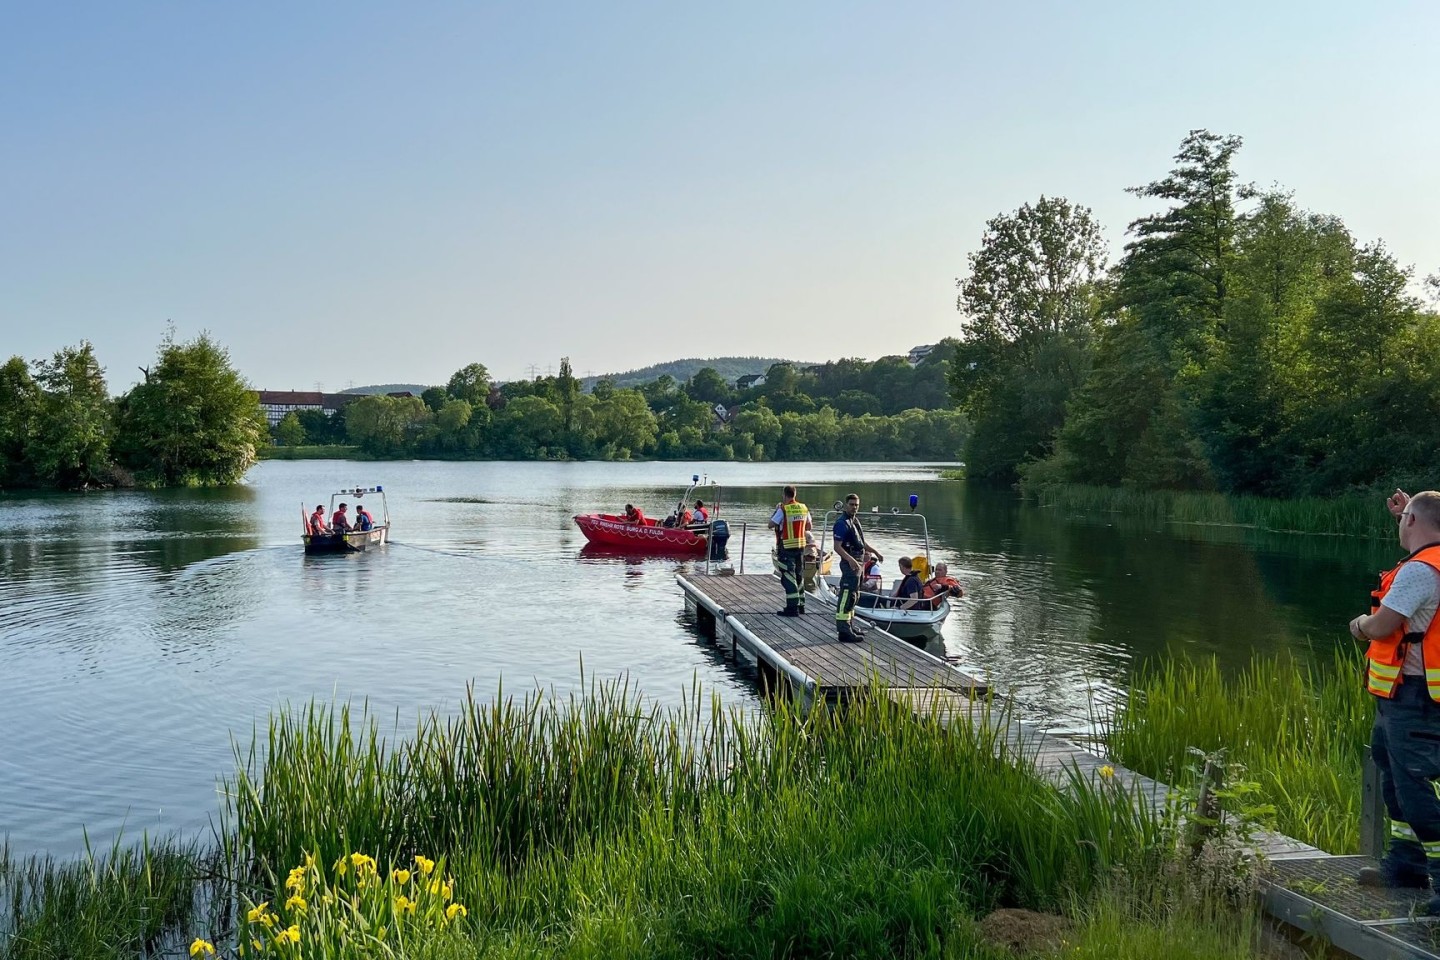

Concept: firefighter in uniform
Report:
left=833, top=493, right=880, bottom=642
left=769, top=485, right=811, bottom=617
left=1351, top=489, right=1440, bottom=910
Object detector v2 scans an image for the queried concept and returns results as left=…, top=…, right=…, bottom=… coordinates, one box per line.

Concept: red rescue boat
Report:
left=573, top=475, right=726, bottom=556
left=572, top=514, right=709, bottom=554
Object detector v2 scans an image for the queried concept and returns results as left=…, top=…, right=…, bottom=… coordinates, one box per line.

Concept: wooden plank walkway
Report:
left=677, top=572, right=1440, bottom=960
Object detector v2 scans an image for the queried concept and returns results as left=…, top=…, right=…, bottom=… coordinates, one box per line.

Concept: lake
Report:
left=0, top=460, right=1396, bottom=857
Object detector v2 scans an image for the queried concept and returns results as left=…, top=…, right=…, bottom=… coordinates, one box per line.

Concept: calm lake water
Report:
left=0, top=460, right=1397, bottom=857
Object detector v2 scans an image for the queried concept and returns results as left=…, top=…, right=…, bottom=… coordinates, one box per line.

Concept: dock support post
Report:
left=696, top=605, right=716, bottom=638
left=1361, top=746, right=1386, bottom=858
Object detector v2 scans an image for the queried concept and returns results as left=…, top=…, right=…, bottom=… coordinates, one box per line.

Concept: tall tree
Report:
left=27, top=342, right=112, bottom=489
left=446, top=362, right=491, bottom=406
left=950, top=196, right=1107, bottom=480
left=0, top=356, right=40, bottom=488
left=114, top=332, right=267, bottom=486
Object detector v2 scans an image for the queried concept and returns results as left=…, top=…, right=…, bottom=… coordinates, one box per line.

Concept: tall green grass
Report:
left=1028, top=483, right=1389, bottom=539
left=1102, top=651, right=1371, bottom=853
left=3, top=678, right=1276, bottom=959
left=220, top=681, right=1262, bottom=957
left=0, top=835, right=217, bottom=960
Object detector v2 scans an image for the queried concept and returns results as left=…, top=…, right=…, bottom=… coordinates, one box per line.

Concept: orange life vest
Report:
left=922, top=576, right=961, bottom=600
left=1365, top=543, right=1440, bottom=700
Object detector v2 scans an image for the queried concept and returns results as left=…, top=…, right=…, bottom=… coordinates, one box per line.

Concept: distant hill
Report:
left=580, top=357, right=810, bottom=392
left=341, top=383, right=435, bottom=396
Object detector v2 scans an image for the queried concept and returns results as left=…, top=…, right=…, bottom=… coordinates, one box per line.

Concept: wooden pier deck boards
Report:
left=677, top=572, right=1439, bottom=960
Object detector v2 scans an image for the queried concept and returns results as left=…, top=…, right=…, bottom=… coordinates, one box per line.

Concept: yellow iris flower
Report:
left=189, top=939, right=216, bottom=957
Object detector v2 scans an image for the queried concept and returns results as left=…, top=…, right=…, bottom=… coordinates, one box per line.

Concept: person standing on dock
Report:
left=833, top=493, right=880, bottom=642
left=1350, top=489, right=1440, bottom=910
left=769, top=485, right=810, bottom=617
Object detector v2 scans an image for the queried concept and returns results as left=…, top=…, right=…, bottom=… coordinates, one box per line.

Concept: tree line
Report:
left=0, top=333, right=266, bottom=491
left=278, top=353, right=967, bottom=462
left=951, top=129, right=1440, bottom=497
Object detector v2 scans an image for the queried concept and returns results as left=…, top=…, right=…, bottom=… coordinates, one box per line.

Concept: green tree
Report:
left=1047, top=130, right=1246, bottom=489
left=113, top=333, right=266, bottom=486
left=274, top=411, right=307, bottom=447
left=446, top=362, right=491, bottom=406
left=27, top=341, right=112, bottom=489
left=951, top=196, right=1108, bottom=480
left=0, top=356, right=40, bottom=487
left=421, top=386, right=448, bottom=413
left=345, top=395, right=432, bottom=457
left=585, top=389, right=657, bottom=459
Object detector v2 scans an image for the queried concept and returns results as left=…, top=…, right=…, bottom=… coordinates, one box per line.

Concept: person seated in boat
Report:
left=861, top=556, right=883, bottom=592
left=355, top=505, right=375, bottom=531
left=623, top=504, right=646, bottom=525
left=922, top=562, right=964, bottom=607
left=891, top=556, right=924, bottom=610
left=692, top=499, right=709, bottom=523
left=309, top=504, right=329, bottom=536
left=331, top=502, right=352, bottom=534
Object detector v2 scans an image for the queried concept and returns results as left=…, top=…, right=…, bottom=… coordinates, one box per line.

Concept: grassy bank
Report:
left=259, top=445, right=362, bottom=460
left=1027, top=483, right=1388, bottom=539
left=215, top=684, right=1264, bottom=959
left=1102, top=651, right=1371, bottom=854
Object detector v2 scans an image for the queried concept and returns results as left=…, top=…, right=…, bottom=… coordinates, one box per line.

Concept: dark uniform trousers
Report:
left=778, top=547, right=804, bottom=615
left=1373, top=679, right=1440, bottom=883
left=835, top=564, right=860, bottom=638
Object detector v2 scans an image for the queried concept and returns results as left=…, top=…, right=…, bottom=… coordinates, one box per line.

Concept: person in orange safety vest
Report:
left=1350, top=489, right=1440, bottom=908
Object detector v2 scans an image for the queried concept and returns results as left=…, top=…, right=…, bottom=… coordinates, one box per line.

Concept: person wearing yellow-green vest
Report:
left=1350, top=489, right=1440, bottom=912
left=768, top=485, right=811, bottom=617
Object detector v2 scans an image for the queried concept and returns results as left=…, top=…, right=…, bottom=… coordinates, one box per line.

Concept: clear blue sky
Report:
left=3, top=1, right=1436, bottom=391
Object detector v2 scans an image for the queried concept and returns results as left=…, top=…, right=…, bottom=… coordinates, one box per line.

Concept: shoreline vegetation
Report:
left=3, top=679, right=1284, bottom=960
left=1025, top=482, right=1390, bottom=540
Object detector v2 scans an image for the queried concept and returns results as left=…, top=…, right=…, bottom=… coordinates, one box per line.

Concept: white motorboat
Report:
left=809, top=497, right=957, bottom=638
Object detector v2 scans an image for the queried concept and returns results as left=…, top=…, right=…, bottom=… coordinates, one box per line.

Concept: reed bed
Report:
left=1029, top=483, right=1387, bottom=539
left=1102, top=651, right=1371, bottom=853
left=0, top=834, right=216, bottom=960
left=219, top=680, right=1258, bottom=957
left=4, top=678, right=1274, bottom=958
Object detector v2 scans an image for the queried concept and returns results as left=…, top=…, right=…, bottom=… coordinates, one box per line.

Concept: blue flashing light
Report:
left=909, top=494, right=919, bottom=511
left=692, top=474, right=700, bottom=483
left=376, top=485, right=383, bottom=492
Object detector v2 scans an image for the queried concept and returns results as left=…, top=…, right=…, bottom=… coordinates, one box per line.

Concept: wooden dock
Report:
left=677, top=571, right=1440, bottom=960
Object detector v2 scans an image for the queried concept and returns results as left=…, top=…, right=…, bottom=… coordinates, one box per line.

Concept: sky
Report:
left=2, top=1, right=1437, bottom=392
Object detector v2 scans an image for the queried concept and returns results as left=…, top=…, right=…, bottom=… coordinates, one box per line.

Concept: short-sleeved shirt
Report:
left=833, top=516, right=865, bottom=557
left=896, top=573, right=923, bottom=599
left=1382, top=561, right=1440, bottom=676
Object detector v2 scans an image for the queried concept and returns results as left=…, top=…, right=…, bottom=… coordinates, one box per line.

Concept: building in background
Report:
left=255, top=390, right=356, bottom=427
left=907, top=344, right=936, bottom=366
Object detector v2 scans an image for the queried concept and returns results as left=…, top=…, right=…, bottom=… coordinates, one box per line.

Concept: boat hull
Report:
left=812, top=574, right=950, bottom=637
left=304, top=525, right=390, bottom=555
left=573, top=514, right=708, bottom=555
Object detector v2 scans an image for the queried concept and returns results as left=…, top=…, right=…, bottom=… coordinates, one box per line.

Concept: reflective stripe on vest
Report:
left=781, top=501, right=809, bottom=549
left=1365, top=544, right=1440, bottom=701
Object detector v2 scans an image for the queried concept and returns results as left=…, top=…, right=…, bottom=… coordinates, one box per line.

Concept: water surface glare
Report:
left=0, top=460, right=1393, bottom=856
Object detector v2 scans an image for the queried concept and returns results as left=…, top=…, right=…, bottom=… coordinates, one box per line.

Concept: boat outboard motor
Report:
left=708, top=519, right=730, bottom=561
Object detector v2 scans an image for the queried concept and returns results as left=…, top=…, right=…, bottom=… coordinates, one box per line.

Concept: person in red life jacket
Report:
left=623, top=504, right=646, bottom=525
left=308, top=504, right=328, bottom=535
left=1350, top=489, right=1440, bottom=908
left=355, top=505, right=375, bottom=531
left=331, top=502, right=352, bottom=533
left=693, top=500, right=709, bottom=523
left=922, top=562, right=965, bottom=609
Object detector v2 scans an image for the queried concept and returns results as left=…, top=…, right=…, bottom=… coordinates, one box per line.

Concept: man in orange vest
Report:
left=1350, top=489, right=1440, bottom=907
left=768, top=485, right=810, bottom=617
